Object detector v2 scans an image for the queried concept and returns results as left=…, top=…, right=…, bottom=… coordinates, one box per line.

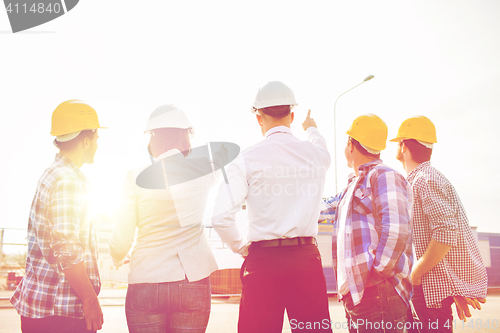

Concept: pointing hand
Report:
left=302, top=110, right=317, bottom=131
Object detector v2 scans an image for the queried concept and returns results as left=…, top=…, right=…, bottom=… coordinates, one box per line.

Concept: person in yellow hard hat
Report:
left=320, top=113, right=413, bottom=332
left=10, top=100, right=105, bottom=333
left=392, top=116, right=487, bottom=332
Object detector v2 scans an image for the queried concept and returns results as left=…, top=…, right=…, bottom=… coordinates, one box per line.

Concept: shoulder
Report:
left=367, top=163, right=410, bottom=195
left=243, top=133, right=322, bottom=154
left=235, top=139, right=267, bottom=159
left=370, top=163, right=407, bottom=182
left=413, top=164, right=451, bottom=190
left=44, top=160, right=82, bottom=191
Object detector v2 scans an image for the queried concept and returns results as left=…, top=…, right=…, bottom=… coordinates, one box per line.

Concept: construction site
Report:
left=2, top=215, right=500, bottom=332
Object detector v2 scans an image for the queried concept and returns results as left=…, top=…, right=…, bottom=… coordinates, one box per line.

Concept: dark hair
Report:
left=150, top=128, right=191, bottom=157
left=53, top=130, right=96, bottom=151
left=402, top=139, right=432, bottom=163
left=349, top=137, right=380, bottom=159
left=260, top=105, right=291, bottom=118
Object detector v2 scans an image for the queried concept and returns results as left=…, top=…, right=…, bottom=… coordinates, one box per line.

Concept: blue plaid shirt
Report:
left=320, top=159, right=413, bottom=306
left=10, top=154, right=101, bottom=319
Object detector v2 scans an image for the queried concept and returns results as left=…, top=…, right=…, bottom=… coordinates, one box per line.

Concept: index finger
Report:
left=307, top=109, right=311, bottom=118
left=460, top=300, right=472, bottom=318
left=467, top=298, right=479, bottom=310
left=94, top=317, right=104, bottom=331
left=85, top=317, right=92, bottom=331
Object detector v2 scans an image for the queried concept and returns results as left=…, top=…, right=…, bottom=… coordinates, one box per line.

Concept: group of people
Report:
left=10, top=81, right=487, bottom=333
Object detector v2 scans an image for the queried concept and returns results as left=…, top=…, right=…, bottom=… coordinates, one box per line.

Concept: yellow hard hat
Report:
left=50, top=100, right=104, bottom=136
left=389, top=116, right=437, bottom=143
left=346, top=113, right=388, bottom=151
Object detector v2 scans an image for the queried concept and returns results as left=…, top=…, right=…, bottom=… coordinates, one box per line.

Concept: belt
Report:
left=251, top=237, right=316, bottom=248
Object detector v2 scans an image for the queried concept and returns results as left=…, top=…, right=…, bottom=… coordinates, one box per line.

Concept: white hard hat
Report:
left=252, top=81, right=298, bottom=111
left=145, top=104, right=195, bottom=138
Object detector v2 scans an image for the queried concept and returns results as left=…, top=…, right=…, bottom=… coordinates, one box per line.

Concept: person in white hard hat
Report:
left=109, top=105, right=223, bottom=333
left=212, top=81, right=332, bottom=332
left=10, top=100, right=105, bottom=333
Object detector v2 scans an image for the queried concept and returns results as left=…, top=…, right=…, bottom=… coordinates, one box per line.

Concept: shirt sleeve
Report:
left=319, top=194, right=342, bottom=222
left=369, top=169, right=412, bottom=284
left=109, top=170, right=137, bottom=266
left=419, top=176, right=458, bottom=247
left=212, top=155, right=248, bottom=254
left=306, top=127, right=331, bottom=168
left=49, top=174, right=85, bottom=271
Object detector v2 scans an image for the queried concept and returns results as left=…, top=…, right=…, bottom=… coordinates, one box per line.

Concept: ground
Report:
left=1, top=289, right=499, bottom=332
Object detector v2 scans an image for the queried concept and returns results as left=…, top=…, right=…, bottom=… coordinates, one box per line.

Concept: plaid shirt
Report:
left=407, top=161, right=487, bottom=308
left=320, top=159, right=413, bottom=306
left=10, top=154, right=101, bottom=319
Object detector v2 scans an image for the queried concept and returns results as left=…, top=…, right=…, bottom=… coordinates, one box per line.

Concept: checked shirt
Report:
left=407, top=161, right=487, bottom=308
left=320, top=159, right=413, bottom=306
left=10, top=154, right=101, bottom=319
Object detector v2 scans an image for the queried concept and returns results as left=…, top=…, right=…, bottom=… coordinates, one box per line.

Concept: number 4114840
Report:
left=5, top=3, right=62, bottom=14
left=445, top=319, right=498, bottom=330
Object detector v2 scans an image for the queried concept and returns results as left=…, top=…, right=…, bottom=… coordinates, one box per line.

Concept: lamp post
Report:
left=333, top=75, right=374, bottom=193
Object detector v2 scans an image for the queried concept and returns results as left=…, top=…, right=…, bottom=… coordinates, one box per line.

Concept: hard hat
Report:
left=252, top=81, right=298, bottom=111
left=145, top=104, right=195, bottom=138
left=51, top=100, right=104, bottom=137
left=346, top=113, right=388, bottom=152
left=390, top=116, right=437, bottom=145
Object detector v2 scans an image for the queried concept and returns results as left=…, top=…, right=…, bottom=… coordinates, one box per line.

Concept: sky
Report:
left=1, top=0, right=500, bottom=249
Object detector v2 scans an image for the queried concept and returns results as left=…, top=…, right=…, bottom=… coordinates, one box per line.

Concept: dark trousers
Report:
left=21, top=315, right=92, bottom=333
left=125, top=277, right=211, bottom=333
left=238, top=243, right=332, bottom=333
left=342, top=281, right=409, bottom=333
left=408, top=284, right=454, bottom=333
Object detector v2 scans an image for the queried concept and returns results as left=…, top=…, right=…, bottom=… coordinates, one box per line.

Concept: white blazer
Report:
left=109, top=149, right=219, bottom=283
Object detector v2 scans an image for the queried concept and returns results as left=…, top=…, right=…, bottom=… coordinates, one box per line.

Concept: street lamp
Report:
left=333, top=75, right=375, bottom=192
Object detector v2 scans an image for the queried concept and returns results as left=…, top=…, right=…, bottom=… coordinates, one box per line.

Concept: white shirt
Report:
left=336, top=176, right=359, bottom=296
left=212, top=126, right=330, bottom=255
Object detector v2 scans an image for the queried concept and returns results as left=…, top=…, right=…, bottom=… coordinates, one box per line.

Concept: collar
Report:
left=156, top=149, right=183, bottom=161
left=345, top=159, right=381, bottom=186
left=347, top=172, right=357, bottom=183
left=358, top=159, right=383, bottom=174
left=56, top=153, right=77, bottom=169
left=407, top=161, right=431, bottom=183
left=264, top=125, right=292, bottom=138
left=55, top=153, right=88, bottom=182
